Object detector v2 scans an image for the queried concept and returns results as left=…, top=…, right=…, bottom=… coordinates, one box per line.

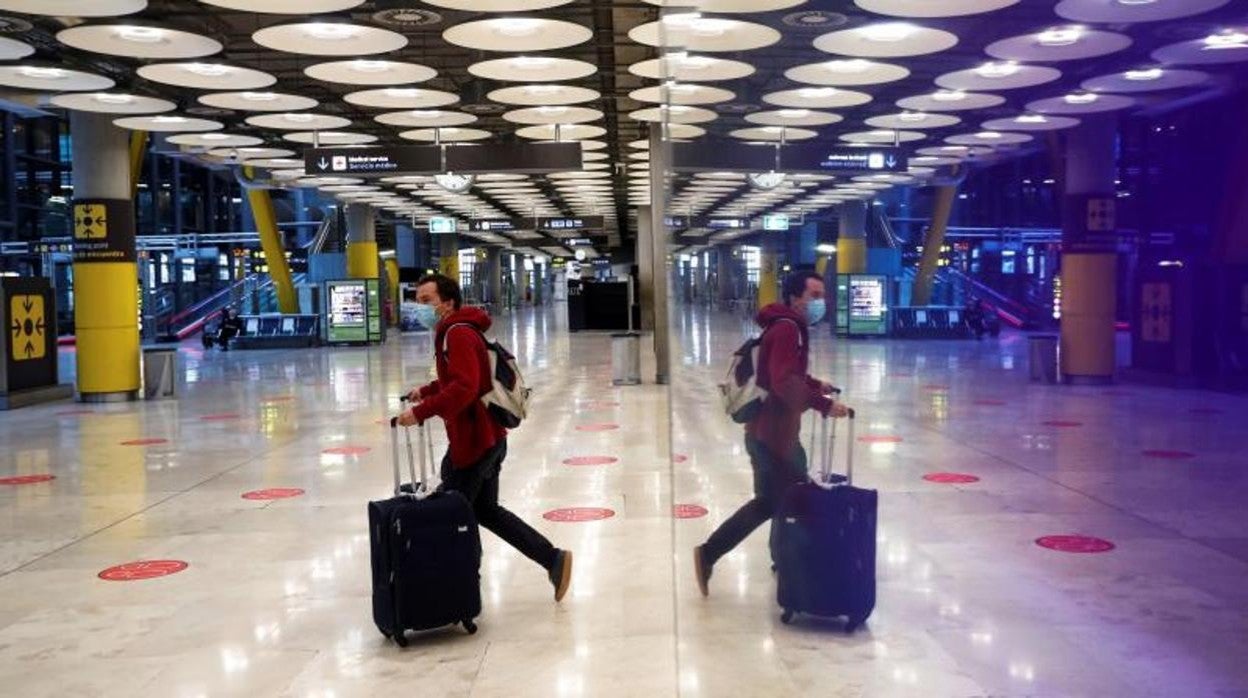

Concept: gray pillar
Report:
left=345, top=203, right=375, bottom=245
left=648, top=123, right=670, bottom=385
left=717, top=245, right=735, bottom=303
left=486, top=247, right=502, bottom=306
left=637, top=208, right=656, bottom=331
left=396, top=224, right=416, bottom=270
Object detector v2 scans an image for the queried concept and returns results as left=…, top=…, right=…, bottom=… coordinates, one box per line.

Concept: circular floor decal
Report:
left=1142, top=450, right=1196, bottom=460
left=1035, top=535, right=1115, bottom=554
left=673, top=504, right=708, bottom=519
left=0, top=474, right=56, bottom=486
left=923, top=472, right=980, bottom=484
left=120, top=438, right=168, bottom=446
left=1042, top=420, right=1083, bottom=428
left=241, top=487, right=305, bottom=500
left=923, top=384, right=950, bottom=391
left=543, top=507, right=615, bottom=522
left=322, top=446, right=371, bottom=456
left=98, top=560, right=189, bottom=581
left=562, top=456, right=618, bottom=466
left=263, top=396, right=295, bottom=404
left=200, top=413, right=241, bottom=422
left=972, top=399, right=1006, bottom=406
left=858, top=435, right=903, bottom=444
left=575, top=423, right=619, bottom=432
left=673, top=454, right=689, bottom=463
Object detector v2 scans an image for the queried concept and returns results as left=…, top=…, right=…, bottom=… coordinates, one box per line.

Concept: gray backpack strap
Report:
left=439, top=322, right=481, bottom=357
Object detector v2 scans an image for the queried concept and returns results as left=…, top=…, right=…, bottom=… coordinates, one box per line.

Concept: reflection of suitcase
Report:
left=369, top=419, right=482, bottom=646
left=772, top=409, right=877, bottom=631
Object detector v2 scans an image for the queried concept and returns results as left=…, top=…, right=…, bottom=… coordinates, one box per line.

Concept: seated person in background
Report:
left=216, top=308, right=243, bottom=350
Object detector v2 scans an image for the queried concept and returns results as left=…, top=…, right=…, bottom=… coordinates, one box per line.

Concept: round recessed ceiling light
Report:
left=630, top=17, right=781, bottom=52
left=283, top=131, right=378, bottom=145
left=198, top=0, right=365, bottom=11
left=423, top=0, right=574, bottom=9
left=981, top=114, right=1081, bottom=132
left=488, top=84, right=600, bottom=106
left=304, top=60, right=436, bottom=86
left=1056, top=0, right=1230, bottom=23
left=503, top=106, right=604, bottom=125
left=51, top=92, right=175, bottom=115
left=854, top=0, right=1019, bottom=17
left=814, top=23, right=958, bottom=58
left=988, top=28, right=1131, bottom=62
left=1081, top=68, right=1208, bottom=93
left=0, top=0, right=148, bottom=16
left=629, top=54, right=755, bottom=82
left=199, top=91, right=318, bottom=112
left=516, top=124, right=607, bottom=141
left=469, top=55, right=597, bottom=82
left=786, top=59, right=909, bottom=86
left=253, top=22, right=407, bottom=56
left=167, top=132, right=265, bottom=148
left=445, top=17, right=592, bottom=52
left=1027, top=93, right=1136, bottom=114
left=345, top=88, right=459, bottom=110
left=763, top=87, right=873, bottom=109
left=745, top=109, right=843, bottom=127
left=246, top=113, right=352, bottom=131
left=936, top=64, right=1062, bottom=91
left=0, top=65, right=114, bottom=92
left=113, top=115, right=223, bottom=132
left=377, top=110, right=478, bottom=128
left=0, top=36, right=32, bottom=60
left=630, top=83, right=735, bottom=106
left=138, top=62, right=277, bottom=90
left=57, top=24, right=222, bottom=59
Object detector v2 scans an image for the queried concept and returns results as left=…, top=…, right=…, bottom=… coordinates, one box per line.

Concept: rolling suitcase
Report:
left=369, top=417, right=482, bottom=646
left=773, top=408, right=878, bottom=631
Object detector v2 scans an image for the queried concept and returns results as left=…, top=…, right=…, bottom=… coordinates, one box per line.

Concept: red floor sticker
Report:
left=575, top=423, right=619, bottom=432
left=859, top=435, right=903, bottom=444
left=120, top=438, right=168, bottom=446
left=98, top=560, right=189, bottom=581
left=923, top=384, right=950, bottom=391
left=562, top=456, right=618, bottom=466
left=578, top=401, right=620, bottom=410
left=200, top=413, right=241, bottom=421
left=263, top=396, right=295, bottom=404
left=242, top=487, right=305, bottom=500
left=923, top=472, right=981, bottom=484
left=0, top=474, right=56, bottom=486
left=1035, top=535, right=1115, bottom=554
left=972, top=399, right=1006, bottom=407
left=543, top=507, right=615, bottom=522
left=322, top=446, right=371, bottom=456
left=1142, top=450, right=1196, bottom=460
left=673, top=454, right=689, bottom=463
left=1042, top=420, right=1083, bottom=428
left=673, top=504, right=708, bottom=519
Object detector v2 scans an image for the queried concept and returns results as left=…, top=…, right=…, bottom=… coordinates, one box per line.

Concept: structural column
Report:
left=648, top=124, right=671, bottom=384
left=345, top=203, right=378, bottom=279
left=913, top=184, right=958, bottom=306
left=485, top=247, right=503, bottom=307
left=837, top=200, right=868, bottom=274
left=1060, top=117, right=1118, bottom=384
left=70, top=112, right=140, bottom=401
left=438, top=234, right=458, bottom=282
left=716, top=245, right=735, bottom=304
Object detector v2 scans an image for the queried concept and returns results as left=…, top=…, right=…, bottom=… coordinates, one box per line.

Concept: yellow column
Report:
left=438, top=234, right=458, bottom=280
left=70, top=112, right=139, bottom=400
left=837, top=201, right=868, bottom=274
left=1060, top=254, right=1117, bottom=378
left=758, top=247, right=779, bottom=308
left=913, top=184, right=958, bottom=306
left=246, top=184, right=298, bottom=314
left=345, top=203, right=379, bottom=279
left=384, top=257, right=400, bottom=324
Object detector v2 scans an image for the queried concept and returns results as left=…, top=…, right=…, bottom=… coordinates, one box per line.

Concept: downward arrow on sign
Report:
left=318, top=158, right=329, bottom=170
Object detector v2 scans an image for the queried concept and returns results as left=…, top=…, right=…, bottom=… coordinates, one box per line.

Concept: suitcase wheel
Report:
left=780, top=609, right=794, bottom=625
left=393, top=631, right=409, bottom=648
left=463, top=619, right=478, bottom=635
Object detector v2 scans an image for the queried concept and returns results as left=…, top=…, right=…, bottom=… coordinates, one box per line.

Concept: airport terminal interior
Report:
left=1, top=0, right=1247, bottom=696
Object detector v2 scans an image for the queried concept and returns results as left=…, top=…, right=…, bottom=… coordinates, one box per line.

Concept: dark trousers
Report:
left=440, top=439, right=558, bottom=571
left=702, top=435, right=807, bottom=566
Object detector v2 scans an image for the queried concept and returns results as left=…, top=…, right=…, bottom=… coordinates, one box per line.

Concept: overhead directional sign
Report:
left=468, top=218, right=521, bottom=233
left=672, top=140, right=908, bottom=175
left=664, top=215, right=690, bottom=229
left=304, top=142, right=582, bottom=177
left=702, top=216, right=750, bottom=230
left=537, top=216, right=604, bottom=231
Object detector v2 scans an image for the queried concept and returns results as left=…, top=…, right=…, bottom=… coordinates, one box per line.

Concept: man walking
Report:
left=398, top=274, right=574, bottom=602
left=694, top=270, right=847, bottom=595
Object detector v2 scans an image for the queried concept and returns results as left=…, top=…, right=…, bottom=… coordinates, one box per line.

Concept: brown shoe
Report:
left=550, top=549, right=573, bottom=602
left=694, top=545, right=711, bottom=597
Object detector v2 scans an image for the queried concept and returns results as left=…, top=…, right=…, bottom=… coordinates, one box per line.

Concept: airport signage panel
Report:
left=789, top=147, right=906, bottom=174
left=428, top=217, right=458, bottom=234
left=762, top=214, right=790, bottom=231
left=671, top=140, right=908, bottom=175
left=304, top=142, right=582, bottom=177
left=537, top=216, right=604, bottom=231
left=701, top=217, right=750, bottom=230
left=468, top=219, right=519, bottom=233
left=664, top=215, right=690, bottom=229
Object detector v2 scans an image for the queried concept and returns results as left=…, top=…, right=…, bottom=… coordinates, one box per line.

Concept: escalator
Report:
left=941, top=267, right=1054, bottom=330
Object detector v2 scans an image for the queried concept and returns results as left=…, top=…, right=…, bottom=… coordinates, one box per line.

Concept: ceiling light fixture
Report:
left=859, top=23, right=918, bottom=43
left=511, top=56, right=555, bottom=70
left=19, top=67, right=65, bottom=80
left=1016, top=114, right=1048, bottom=124
left=1037, top=26, right=1083, bottom=47
left=799, top=87, right=838, bottom=98
left=824, top=59, right=871, bottom=73
left=384, top=88, right=421, bottom=98
left=304, top=23, right=359, bottom=41
left=495, top=18, right=544, bottom=37
left=1202, top=30, right=1248, bottom=50
left=151, top=116, right=187, bottom=124
left=350, top=60, right=391, bottom=73
left=1124, top=68, right=1164, bottom=81
left=932, top=90, right=967, bottom=102
left=241, top=92, right=279, bottom=102
left=201, top=133, right=230, bottom=141
left=283, top=113, right=315, bottom=123
left=976, top=62, right=1020, bottom=78
left=898, top=112, right=928, bottom=122
left=116, top=26, right=166, bottom=44
left=779, top=109, right=810, bottom=118
left=976, top=131, right=1003, bottom=139
left=184, top=63, right=232, bottom=77
left=93, top=93, right=135, bottom=105
left=1064, top=92, right=1099, bottom=104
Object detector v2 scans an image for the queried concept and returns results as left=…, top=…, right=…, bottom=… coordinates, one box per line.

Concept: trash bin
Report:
left=1028, top=334, right=1060, bottom=384
left=143, top=347, right=177, bottom=399
left=611, top=332, right=641, bottom=386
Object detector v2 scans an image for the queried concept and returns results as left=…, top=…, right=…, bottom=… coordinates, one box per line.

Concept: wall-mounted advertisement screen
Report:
left=326, top=280, right=368, bottom=344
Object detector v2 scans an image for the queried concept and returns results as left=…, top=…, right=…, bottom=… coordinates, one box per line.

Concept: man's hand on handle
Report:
left=821, top=401, right=851, bottom=419
left=396, top=408, right=421, bottom=428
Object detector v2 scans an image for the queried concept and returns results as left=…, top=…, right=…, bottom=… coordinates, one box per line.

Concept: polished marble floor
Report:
left=1, top=305, right=1246, bottom=697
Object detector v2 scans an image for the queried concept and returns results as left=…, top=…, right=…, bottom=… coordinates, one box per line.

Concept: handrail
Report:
left=306, top=216, right=333, bottom=253
left=165, top=273, right=264, bottom=326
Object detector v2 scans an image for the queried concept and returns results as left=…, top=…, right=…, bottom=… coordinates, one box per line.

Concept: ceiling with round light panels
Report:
left=1, top=0, right=1245, bottom=252
left=0, top=36, right=32, bottom=60
left=114, top=115, right=222, bottom=132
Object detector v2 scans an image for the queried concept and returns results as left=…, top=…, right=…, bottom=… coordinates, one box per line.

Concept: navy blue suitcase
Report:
left=772, top=409, right=877, bottom=631
left=369, top=419, right=482, bottom=646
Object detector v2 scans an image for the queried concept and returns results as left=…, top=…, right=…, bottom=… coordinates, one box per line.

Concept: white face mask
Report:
left=805, top=298, right=827, bottom=326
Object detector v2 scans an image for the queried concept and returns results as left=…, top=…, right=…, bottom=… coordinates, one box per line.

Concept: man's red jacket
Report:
left=747, top=303, right=834, bottom=460
left=411, top=306, right=506, bottom=468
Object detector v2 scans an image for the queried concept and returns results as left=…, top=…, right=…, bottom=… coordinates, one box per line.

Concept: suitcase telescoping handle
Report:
left=814, top=405, right=856, bottom=488
left=390, top=400, right=432, bottom=499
